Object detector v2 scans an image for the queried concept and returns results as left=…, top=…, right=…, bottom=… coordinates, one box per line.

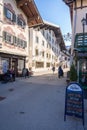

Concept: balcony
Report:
left=74, top=33, right=87, bottom=52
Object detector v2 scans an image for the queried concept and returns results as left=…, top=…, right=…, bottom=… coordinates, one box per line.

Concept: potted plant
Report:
left=66, top=64, right=78, bottom=84
left=70, top=64, right=78, bottom=82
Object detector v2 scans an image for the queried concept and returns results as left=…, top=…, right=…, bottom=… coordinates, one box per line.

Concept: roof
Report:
left=16, top=0, right=43, bottom=27
left=63, top=0, right=75, bottom=5
left=33, top=20, right=66, bottom=50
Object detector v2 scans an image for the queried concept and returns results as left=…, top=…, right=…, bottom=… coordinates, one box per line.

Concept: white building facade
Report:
left=28, top=21, right=66, bottom=73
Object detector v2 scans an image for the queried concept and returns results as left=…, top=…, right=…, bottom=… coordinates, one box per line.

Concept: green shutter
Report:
left=4, top=6, right=7, bottom=17
left=13, top=13, right=16, bottom=22
left=3, top=31, right=6, bottom=41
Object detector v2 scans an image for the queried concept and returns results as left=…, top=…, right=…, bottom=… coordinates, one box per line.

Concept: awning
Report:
left=16, top=0, right=43, bottom=27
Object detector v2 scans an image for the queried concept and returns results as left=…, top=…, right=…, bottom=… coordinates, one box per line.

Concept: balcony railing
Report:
left=74, top=33, right=87, bottom=52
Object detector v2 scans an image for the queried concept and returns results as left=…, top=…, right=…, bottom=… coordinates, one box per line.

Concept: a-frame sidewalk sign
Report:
left=64, top=82, right=84, bottom=126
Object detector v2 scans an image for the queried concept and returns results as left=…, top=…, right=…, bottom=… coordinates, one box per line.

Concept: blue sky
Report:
left=34, top=0, right=71, bottom=46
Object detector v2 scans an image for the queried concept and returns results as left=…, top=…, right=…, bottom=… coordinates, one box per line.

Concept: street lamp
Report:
left=81, top=17, right=86, bottom=52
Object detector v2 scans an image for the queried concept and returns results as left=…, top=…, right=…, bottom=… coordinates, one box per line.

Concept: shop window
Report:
left=1, top=58, right=9, bottom=74
left=18, top=59, right=24, bottom=73
left=46, top=63, right=50, bottom=67
left=36, top=62, right=44, bottom=68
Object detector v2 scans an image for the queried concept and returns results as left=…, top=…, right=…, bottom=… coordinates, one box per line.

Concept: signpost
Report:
left=64, top=82, right=84, bottom=125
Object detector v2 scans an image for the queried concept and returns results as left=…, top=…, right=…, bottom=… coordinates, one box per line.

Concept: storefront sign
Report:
left=64, top=82, right=84, bottom=125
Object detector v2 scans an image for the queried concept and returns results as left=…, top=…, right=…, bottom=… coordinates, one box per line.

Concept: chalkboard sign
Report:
left=64, top=82, right=84, bottom=125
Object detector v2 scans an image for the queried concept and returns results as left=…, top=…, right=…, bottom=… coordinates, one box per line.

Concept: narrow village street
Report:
left=0, top=73, right=87, bottom=130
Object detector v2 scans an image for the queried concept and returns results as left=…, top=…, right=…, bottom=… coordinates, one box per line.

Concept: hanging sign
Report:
left=64, top=82, right=84, bottom=125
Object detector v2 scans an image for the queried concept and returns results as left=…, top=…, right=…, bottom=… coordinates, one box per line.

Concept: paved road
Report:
left=0, top=74, right=87, bottom=130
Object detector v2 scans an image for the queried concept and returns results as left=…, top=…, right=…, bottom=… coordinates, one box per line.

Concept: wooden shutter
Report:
left=3, top=31, right=6, bottom=41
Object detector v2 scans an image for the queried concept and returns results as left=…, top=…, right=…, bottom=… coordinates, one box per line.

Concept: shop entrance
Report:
left=79, top=59, right=87, bottom=89
left=12, top=58, right=18, bottom=76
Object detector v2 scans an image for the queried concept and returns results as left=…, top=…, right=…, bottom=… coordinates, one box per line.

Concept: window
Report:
left=42, top=30, right=45, bottom=36
left=46, top=63, right=50, bottom=67
left=3, top=32, right=13, bottom=44
left=49, top=30, right=51, bottom=34
left=18, top=18, right=23, bottom=26
left=49, top=36, right=51, bottom=41
left=46, top=33, right=48, bottom=39
left=4, top=7, right=16, bottom=22
left=42, top=51, right=44, bottom=57
left=42, top=40, right=44, bottom=46
left=2, top=58, right=9, bottom=74
left=36, top=36, right=39, bottom=43
left=3, top=31, right=27, bottom=48
left=46, top=53, right=48, bottom=58
left=35, top=49, right=38, bottom=56
left=86, top=13, right=87, bottom=25
left=47, top=43, right=48, bottom=48
left=7, top=10, right=13, bottom=20
left=18, top=60, right=24, bottom=72
left=17, top=17, right=26, bottom=28
left=36, top=62, right=44, bottom=68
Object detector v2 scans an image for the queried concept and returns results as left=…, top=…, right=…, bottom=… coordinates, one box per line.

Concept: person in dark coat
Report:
left=58, top=66, right=64, bottom=78
left=52, top=66, right=55, bottom=74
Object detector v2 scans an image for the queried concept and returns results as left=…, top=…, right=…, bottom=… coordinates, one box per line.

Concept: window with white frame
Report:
left=7, top=10, right=13, bottom=20
left=3, top=31, right=27, bottom=48
left=4, top=32, right=13, bottom=44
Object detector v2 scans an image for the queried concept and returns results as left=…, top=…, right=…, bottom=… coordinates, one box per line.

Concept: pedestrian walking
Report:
left=52, top=66, right=55, bottom=74
left=22, top=68, right=27, bottom=78
left=58, top=66, right=64, bottom=78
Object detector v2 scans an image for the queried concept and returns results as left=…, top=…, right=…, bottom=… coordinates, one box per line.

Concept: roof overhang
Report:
left=33, top=21, right=66, bottom=51
left=63, top=0, right=75, bottom=5
left=16, top=0, right=43, bottom=27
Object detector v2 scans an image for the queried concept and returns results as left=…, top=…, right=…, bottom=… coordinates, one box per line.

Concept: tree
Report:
left=70, top=64, right=78, bottom=81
